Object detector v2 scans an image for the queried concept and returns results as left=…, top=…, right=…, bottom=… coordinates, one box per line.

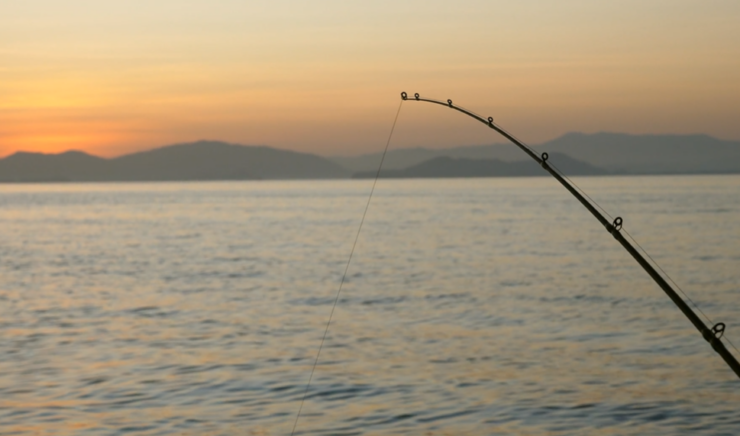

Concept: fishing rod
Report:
left=401, top=91, right=740, bottom=379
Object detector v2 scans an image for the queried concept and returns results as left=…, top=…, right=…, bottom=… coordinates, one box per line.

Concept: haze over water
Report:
left=1, top=176, right=739, bottom=435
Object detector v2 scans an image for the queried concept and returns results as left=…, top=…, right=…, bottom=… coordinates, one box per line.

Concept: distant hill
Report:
left=352, top=152, right=606, bottom=179
left=0, top=151, right=114, bottom=182
left=0, top=141, right=350, bottom=182
left=332, top=143, right=520, bottom=172
left=540, top=132, right=740, bottom=174
left=333, top=133, right=740, bottom=175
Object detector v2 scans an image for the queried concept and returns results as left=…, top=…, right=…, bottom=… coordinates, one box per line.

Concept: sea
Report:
left=1, top=175, right=739, bottom=435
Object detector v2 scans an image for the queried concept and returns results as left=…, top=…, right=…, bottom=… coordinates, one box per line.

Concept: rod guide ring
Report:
left=613, top=217, right=623, bottom=231
left=712, top=323, right=726, bottom=339
left=401, top=92, right=407, bottom=100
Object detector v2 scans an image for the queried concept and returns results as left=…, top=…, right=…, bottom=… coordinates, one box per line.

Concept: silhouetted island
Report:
left=352, top=153, right=606, bottom=179
left=334, top=132, right=740, bottom=175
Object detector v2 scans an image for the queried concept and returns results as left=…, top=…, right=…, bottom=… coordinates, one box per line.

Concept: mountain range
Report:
left=0, top=141, right=349, bottom=182
left=333, top=132, right=740, bottom=175
left=1, top=133, right=739, bottom=182
left=352, top=152, right=606, bottom=179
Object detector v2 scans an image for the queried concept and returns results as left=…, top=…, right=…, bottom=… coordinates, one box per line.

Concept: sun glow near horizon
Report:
left=2, top=0, right=740, bottom=158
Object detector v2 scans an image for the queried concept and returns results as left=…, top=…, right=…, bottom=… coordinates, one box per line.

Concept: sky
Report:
left=1, top=0, right=739, bottom=158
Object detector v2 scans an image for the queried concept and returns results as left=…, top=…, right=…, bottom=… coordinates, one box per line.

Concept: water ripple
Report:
left=0, top=177, right=739, bottom=435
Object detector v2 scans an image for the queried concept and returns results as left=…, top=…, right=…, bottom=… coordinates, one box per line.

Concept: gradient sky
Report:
left=2, top=0, right=739, bottom=157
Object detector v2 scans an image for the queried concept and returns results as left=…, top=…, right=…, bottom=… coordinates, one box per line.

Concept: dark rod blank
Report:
left=401, top=91, right=740, bottom=379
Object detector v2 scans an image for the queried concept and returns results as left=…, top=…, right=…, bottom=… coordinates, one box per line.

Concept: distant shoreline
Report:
left=3, top=172, right=740, bottom=186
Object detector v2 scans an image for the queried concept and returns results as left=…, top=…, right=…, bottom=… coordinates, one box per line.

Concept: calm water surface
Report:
left=1, top=176, right=739, bottom=435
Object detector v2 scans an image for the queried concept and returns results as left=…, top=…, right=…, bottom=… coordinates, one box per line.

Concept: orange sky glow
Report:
left=2, top=0, right=739, bottom=158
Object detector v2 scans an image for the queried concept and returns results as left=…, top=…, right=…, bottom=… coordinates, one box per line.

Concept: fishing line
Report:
left=404, top=93, right=740, bottom=377
left=546, top=161, right=615, bottom=221
left=621, top=228, right=740, bottom=356
left=548, top=157, right=740, bottom=357
left=483, top=117, right=618, bottom=223
left=449, top=101, right=615, bottom=222
left=549, top=158, right=740, bottom=358
left=517, top=120, right=740, bottom=359
left=517, top=121, right=740, bottom=360
left=550, top=151, right=740, bottom=362
left=290, top=99, right=403, bottom=435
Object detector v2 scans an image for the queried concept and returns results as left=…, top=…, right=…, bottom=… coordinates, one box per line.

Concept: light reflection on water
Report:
left=0, top=176, right=739, bottom=435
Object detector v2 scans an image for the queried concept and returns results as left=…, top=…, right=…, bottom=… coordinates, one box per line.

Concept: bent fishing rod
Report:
left=400, top=91, right=740, bottom=379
